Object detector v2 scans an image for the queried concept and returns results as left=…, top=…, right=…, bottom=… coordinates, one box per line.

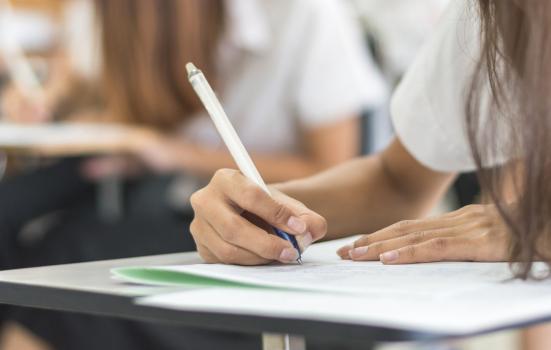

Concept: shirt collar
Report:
left=223, top=0, right=271, bottom=53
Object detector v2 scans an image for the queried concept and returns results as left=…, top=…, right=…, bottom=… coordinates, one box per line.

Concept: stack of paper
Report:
left=112, top=239, right=551, bottom=335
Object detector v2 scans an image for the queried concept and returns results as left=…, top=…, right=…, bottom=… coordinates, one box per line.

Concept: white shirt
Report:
left=390, top=2, right=509, bottom=173
left=63, top=0, right=385, bottom=154
left=183, top=0, right=387, bottom=154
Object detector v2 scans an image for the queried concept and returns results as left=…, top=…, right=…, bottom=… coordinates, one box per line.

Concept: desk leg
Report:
left=97, top=176, right=123, bottom=222
left=262, top=333, right=306, bottom=350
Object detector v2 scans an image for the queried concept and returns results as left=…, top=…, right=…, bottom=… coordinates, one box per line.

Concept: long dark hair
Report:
left=94, top=0, right=225, bottom=130
left=468, top=1, right=551, bottom=278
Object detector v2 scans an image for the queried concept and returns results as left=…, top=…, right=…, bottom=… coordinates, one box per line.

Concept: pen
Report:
left=186, top=62, right=303, bottom=264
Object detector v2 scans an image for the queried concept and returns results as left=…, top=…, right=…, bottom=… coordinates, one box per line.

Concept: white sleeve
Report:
left=390, top=2, right=485, bottom=173
left=294, top=0, right=387, bottom=127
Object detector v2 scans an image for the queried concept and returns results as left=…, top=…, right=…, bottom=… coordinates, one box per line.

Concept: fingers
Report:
left=337, top=204, right=504, bottom=264
left=352, top=216, right=463, bottom=249
left=190, top=169, right=327, bottom=265
left=348, top=229, right=455, bottom=261
left=336, top=219, right=442, bottom=259
left=337, top=244, right=354, bottom=260
left=212, top=169, right=327, bottom=239
left=195, top=243, right=219, bottom=263
left=202, top=200, right=298, bottom=261
left=379, top=236, right=474, bottom=264
left=190, top=216, right=274, bottom=265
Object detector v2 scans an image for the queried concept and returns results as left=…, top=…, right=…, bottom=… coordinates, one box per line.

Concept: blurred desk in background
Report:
left=0, top=122, right=156, bottom=156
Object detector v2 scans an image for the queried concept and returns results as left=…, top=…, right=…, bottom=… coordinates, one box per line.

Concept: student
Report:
left=3, top=0, right=386, bottom=183
left=189, top=0, right=549, bottom=280
left=0, top=0, right=385, bottom=349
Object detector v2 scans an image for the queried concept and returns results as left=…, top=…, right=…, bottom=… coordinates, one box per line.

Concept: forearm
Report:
left=181, top=146, right=332, bottom=182
left=274, top=141, right=456, bottom=239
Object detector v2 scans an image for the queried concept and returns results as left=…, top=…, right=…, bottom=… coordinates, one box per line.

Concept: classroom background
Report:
left=0, top=1, right=543, bottom=350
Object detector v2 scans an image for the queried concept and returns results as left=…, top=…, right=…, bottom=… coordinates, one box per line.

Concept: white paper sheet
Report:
left=133, top=236, right=548, bottom=298
left=0, top=122, right=129, bottom=147
left=139, top=280, right=551, bottom=335
left=134, top=239, right=551, bottom=335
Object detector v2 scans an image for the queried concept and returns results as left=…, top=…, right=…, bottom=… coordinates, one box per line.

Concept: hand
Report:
left=81, top=155, right=143, bottom=180
left=133, top=134, right=194, bottom=173
left=189, top=169, right=327, bottom=265
left=337, top=204, right=510, bottom=264
left=1, top=85, right=51, bottom=123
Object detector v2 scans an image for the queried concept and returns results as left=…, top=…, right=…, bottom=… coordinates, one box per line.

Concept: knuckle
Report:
left=431, top=237, right=448, bottom=251
left=403, top=245, right=417, bottom=258
left=369, top=242, right=383, bottom=255
left=213, top=168, right=236, bottom=182
left=408, top=231, right=427, bottom=245
left=395, top=220, right=416, bottom=232
left=460, top=204, right=476, bottom=212
left=189, top=220, right=200, bottom=237
left=463, top=204, right=485, bottom=217
left=197, top=247, right=217, bottom=263
left=219, top=245, right=240, bottom=264
left=356, top=235, right=371, bottom=247
left=272, top=202, right=290, bottom=224
left=242, top=184, right=265, bottom=207
left=190, top=189, right=206, bottom=210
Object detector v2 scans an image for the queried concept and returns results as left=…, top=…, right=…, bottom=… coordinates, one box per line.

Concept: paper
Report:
left=113, top=238, right=547, bottom=298
left=116, top=239, right=551, bottom=335
left=0, top=123, right=125, bottom=145
left=0, top=122, right=145, bottom=155
left=138, top=280, right=551, bottom=335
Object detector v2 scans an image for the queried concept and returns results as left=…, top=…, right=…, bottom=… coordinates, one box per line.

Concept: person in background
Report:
left=0, top=1, right=386, bottom=349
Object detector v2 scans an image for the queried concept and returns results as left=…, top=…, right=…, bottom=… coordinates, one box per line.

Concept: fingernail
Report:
left=337, top=244, right=353, bottom=256
left=297, top=232, right=313, bottom=251
left=380, top=250, right=399, bottom=263
left=287, top=216, right=306, bottom=233
left=279, top=248, right=299, bottom=262
left=350, top=246, right=369, bottom=259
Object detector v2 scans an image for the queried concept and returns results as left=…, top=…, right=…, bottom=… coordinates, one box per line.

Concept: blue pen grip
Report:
left=273, top=227, right=302, bottom=256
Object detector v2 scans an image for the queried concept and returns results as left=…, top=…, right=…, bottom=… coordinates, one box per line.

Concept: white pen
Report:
left=186, top=62, right=302, bottom=264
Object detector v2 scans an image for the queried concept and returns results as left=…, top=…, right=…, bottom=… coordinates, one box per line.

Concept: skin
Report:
left=190, top=137, right=511, bottom=265
left=132, top=116, right=361, bottom=182
left=81, top=115, right=360, bottom=183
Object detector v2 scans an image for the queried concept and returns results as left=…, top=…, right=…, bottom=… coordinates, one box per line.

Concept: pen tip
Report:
left=186, top=62, right=198, bottom=76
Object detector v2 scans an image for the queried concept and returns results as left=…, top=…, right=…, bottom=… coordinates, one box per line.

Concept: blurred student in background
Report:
left=0, top=0, right=385, bottom=349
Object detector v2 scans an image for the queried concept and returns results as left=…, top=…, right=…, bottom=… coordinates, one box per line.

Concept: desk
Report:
left=0, top=252, right=436, bottom=350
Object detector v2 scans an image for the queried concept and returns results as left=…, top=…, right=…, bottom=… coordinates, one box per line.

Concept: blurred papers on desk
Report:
left=0, top=122, right=154, bottom=156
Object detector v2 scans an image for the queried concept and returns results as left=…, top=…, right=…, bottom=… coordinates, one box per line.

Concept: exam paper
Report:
left=139, top=279, right=551, bottom=335
left=129, top=239, right=551, bottom=335
left=115, top=236, right=549, bottom=299
left=141, top=261, right=527, bottom=299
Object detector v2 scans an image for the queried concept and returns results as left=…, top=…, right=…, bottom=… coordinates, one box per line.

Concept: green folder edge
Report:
left=112, top=267, right=270, bottom=290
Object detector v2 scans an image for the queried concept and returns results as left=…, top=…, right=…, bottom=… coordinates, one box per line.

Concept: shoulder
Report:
left=390, top=1, right=484, bottom=172
left=257, top=0, right=355, bottom=31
